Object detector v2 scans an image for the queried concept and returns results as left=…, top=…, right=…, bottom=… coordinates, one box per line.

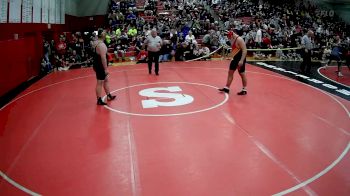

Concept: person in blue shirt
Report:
left=326, top=35, right=344, bottom=77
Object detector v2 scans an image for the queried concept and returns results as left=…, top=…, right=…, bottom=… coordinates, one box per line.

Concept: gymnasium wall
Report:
left=0, top=15, right=106, bottom=97
left=0, top=36, right=42, bottom=97
left=0, top=0, right=108, bottom=97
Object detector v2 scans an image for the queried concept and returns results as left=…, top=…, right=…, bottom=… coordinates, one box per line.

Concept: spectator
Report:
left=56, top=36, right=67, bottom=55
left=127, top=25, right=138, bottom=39
left=185, top=31, right=196, bottom=44
left=255, top=28, right=262, bottom=48
left=69, top=50, right=82, bottom=65
left=159, top=40, right=172, bottom=62
left=326, top=35, right=344, bottom=76
left=41, top=58, right=52, bottom=74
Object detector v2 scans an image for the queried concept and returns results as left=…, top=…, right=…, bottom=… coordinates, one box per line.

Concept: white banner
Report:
left=9, top=0, right=21, bottom=23
left=33, top=0, right=41, bottom=23
left=0, top=0, right=8, bottom=23
left=60, top=0, right=64, bottom=24
left=42, top=0, right=48, bottom=23
left=22, top=0, right=33, bottom=23
left=55, top=0, right=60, bottom=24
left=49, top=0, right=55, bottom=23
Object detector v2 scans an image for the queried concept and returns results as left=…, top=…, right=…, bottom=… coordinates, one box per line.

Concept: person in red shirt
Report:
left=56, top=36, right=67, bottom=55
left=262, top=34, right=271, bottom=48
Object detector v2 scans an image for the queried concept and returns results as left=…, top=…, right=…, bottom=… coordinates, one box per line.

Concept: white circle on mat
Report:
left=103, top=82, right=229, bottom=117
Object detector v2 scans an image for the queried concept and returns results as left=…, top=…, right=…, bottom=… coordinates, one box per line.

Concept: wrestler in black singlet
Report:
left=229, top=36, right=246, bottom=73
left=93, top=42, right=108, bottom=80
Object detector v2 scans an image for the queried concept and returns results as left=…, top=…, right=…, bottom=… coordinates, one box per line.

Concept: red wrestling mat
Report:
left=1, top=61, right=349, bottom=196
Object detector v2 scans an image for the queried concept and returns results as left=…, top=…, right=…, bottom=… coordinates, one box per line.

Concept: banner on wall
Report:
left=9, top=0, right=21, bottom=23
left=42, top=0, right=48, bottom=23
left=1, top=0, right=65, bottom=24
left=22, top=0, right=33, bottom=23
left=33, top=0, right=41, bottom=23
left=0, top=0, right=8, bottom=23
left=55, top=0, right=60, bottom=24
left=49, top=0, right=55, bottom=23
left=60, top=0, right=64, bottom=24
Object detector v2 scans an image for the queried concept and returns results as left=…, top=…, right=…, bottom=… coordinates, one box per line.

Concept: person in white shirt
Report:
left=255, top=28, right=262, bottom=48
left=316, top=25, right=322, bottom=35
left=185, top=31, right=196, bottom=43
left=202, top=45, right=210, bottom=56
left=144, top=29, right=162, bottom=75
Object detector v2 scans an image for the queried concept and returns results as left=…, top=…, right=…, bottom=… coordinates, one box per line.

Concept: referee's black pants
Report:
left=300, top=50, right=311, bottom=74
left=148, top=51, right=160, bottom=74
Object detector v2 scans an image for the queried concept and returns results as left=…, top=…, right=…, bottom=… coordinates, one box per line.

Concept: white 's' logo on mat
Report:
left=139, top=86, right=194, bottom=109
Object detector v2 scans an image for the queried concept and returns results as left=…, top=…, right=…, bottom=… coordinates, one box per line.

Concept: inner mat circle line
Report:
left=102, top=82, right=229, bottom=117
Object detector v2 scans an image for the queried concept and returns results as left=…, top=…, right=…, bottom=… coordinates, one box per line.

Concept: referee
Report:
left=144, top=29, right=162, bottom=75
left=300, top=30, right=314, bottom=75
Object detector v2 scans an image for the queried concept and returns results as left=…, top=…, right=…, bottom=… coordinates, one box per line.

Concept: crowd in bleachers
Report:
left=104, top=0, right=221, bottom=62
left=105, top=0, right=350, bottom=62
left=41, top=31, right=98, bottom=74
left=215, top=0, right=350, bottom=60
left=40, top=0, right=350, bottom=74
